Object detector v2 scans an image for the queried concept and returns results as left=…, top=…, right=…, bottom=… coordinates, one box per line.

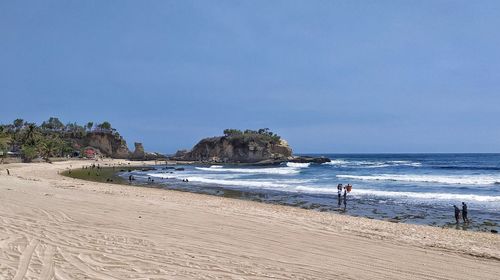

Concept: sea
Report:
left=123, top=154, right=500, bottom=232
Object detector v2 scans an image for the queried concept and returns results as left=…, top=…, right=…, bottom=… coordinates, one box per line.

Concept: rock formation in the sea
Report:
left=131, top=142, right=145, bottom=159
left=288, top=156, right=331, bottom=164
left=174, top=129, right=293, bottom=164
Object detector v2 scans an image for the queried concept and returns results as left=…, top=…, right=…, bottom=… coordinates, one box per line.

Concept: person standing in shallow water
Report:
left=337, top=184, right=343, bottom=207
left=462, top=202, right=469, bottom=223
left=343, top=186, right=348, bottom=210
left=453, top=205, right=461, bottom=224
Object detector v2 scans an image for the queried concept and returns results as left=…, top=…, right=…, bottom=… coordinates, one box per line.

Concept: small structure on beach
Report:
left=82, top=147, right=100, bottom=159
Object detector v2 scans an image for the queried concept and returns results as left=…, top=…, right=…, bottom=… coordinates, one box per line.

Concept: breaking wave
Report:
left=295, top=186, right=500, bottom=202
left=195, top=167, right=300, bottom=175
left=336, top=174, right=500, bottom=185
left=324, top=159, right=422, bottom=168
left=285, top=162, right=311, bottom=168
left=194, top=163, right=310, bottom=175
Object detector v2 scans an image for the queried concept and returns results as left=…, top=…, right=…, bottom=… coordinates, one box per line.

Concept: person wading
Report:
left=462, top=202, right=469, bottom=223
left=337, top=184, right=343, bottom=207
left=453, top=205, right=461, bottom=224
left=343, top=186, right=348, bottom=210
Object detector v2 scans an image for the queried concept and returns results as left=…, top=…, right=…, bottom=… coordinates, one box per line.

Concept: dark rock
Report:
left=289, top=156, right=331, bottom=164
left=491, top=229, right=498, bottom=234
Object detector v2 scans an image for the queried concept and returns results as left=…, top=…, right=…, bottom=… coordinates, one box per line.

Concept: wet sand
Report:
left=0, top=159, right=499, bottom=279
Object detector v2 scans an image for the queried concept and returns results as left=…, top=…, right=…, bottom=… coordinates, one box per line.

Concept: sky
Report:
left=1, top=0, right=499, bottom=154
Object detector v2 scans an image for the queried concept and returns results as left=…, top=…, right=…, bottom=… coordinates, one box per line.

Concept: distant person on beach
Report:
left=453, top=205, right=460, bottom=224
left=337, top=184, right=343, bottom=207
left=343, top=186, right=348, bottom=210
left=462, top=202, right=469, bottom=223
left=6, top=169, right=9, bottom=176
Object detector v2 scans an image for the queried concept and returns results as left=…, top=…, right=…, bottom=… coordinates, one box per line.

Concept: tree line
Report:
left=0, top=117, right=117, bottom=162
left=223, top=128, right=281, bottom=143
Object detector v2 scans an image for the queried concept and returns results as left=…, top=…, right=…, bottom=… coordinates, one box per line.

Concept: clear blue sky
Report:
left=1, top=1, right=499, bottom=153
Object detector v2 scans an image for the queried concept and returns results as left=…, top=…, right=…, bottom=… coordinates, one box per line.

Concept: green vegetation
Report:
left=0, top=126, right=11, bottom=161
left=223, top=128, right=281, bottom=143
left=0, top=117, right=120, bottom=162
left=61, top=167, right=127, bottom=184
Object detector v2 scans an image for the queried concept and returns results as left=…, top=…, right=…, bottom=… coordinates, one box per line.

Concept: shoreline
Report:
left=1, top=160, right=499, bottom=279
left=63, top=164, right=499, bottom=233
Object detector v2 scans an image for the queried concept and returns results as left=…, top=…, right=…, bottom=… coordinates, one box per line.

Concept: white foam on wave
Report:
left=295, top=186, right=500, bottom=203
left=324, top=159, right=422, bottom=168
left=179, top=176, right=312, bottom=191
left=179, top=177, right=296, bottom=189
left=209, top=165, right=223, bottom=168
left=195, top=167, right=300, bottom=175
left=336, top=174, right=500, bottom=185
left=148, top=171, right=500, bottom=204
left=286, top=162, right=311, bottom=168
left=148, top=172, right=238, bottom=180
left=149, top=172, right=315, bottom=189
left=324, top=159, right=349, bottom=165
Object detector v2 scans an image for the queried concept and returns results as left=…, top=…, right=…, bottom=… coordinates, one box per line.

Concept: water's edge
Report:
left=62, top=165, right=500, bottom=233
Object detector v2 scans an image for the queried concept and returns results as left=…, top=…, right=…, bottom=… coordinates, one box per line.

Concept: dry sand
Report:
left=0, top=159, right=498, bottom=279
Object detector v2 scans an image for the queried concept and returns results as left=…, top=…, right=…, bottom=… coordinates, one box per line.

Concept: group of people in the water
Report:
left=123, top=168, right=473, bottom=225
left=336, top=184, right=471, bottom=224
left=336, top=184, right=352, bottom=210
left=453, top=202, right=469, bottom=224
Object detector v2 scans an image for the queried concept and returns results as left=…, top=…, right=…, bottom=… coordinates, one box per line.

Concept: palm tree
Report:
left=22, top=123, right=40, bottom=146
left=38, top=136, right=64, bottom=161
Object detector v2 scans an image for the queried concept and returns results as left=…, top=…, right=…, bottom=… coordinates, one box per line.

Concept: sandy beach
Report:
left=0, top=160, right=498, bottom=279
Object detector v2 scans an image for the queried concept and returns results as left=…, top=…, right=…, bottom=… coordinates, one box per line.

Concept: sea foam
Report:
left=285, top=162, right=311, bottom=168
left=336, top=174, right=500, bottom=185
left=195, top=167, right=301, bottom=175
left=325, top=159, right=421, bottom=168
left=294, top=186, right=500, bottom=203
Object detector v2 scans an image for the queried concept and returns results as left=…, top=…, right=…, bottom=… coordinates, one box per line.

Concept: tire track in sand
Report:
left=39, top=245, right=55, bottom=280
left=13, top=238, right=39, bottom=280
left=58, top=248, right=121, bottom=280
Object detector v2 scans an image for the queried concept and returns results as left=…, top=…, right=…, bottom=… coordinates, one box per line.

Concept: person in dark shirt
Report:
left=462, top=202, right=469, bottom=223
left=453, top=205, right=460, bottom=224
left=337, top=184, right=343, bottom=207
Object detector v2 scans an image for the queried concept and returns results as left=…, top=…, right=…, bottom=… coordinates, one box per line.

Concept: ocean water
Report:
left=124, top=154, right=500, bottom=231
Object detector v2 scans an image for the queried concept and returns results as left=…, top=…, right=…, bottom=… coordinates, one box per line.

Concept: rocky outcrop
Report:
left=175, top=135, right=293, bottom=163
left=75, top=132, right=131, bottom=158
left=289, top=156, right=331, bottom=164
left=131, top=142, right=145, bottom=159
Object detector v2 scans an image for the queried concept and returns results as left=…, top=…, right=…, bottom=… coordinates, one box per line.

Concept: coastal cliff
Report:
left=78, top=135, right=160, bottom=160
left=80, top=132, right=131, bottom=159
left=175, top=130, right=293, bottom=163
